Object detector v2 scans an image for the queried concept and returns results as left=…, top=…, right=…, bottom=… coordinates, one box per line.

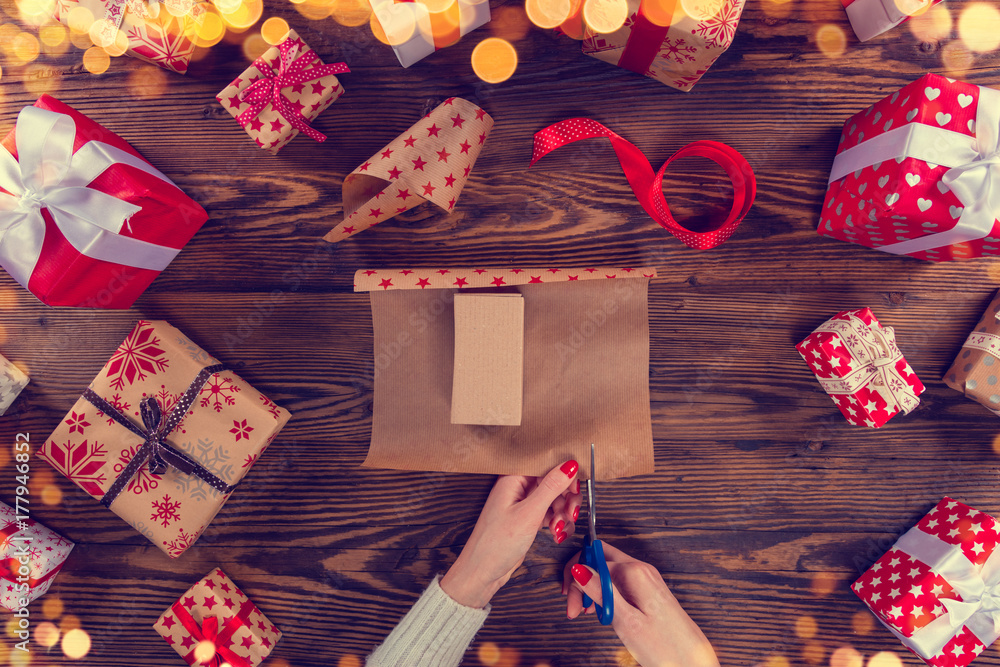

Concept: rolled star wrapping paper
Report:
left=842, top=0, right=943, bottom=41
left=154, top=568, right=281, bottom=667
left=0, top=95, right=209, bottom=309
left=217, top=29, right=349, bottom=154
left=796, top=307, right=924, bottom=427
left=38, top=320, right=290, bottom=558
left=944, top=289, right=1000, bottom=415
left=371, top=0, right=491, bottom=68
left=0, top=502, right=74, bottom=612
left=820, top=73, right=1000, bottom=262
left=325, top=97, right=493, bottom=243
left=853, top=497, right=1000, bottom=667
left=0, top=353, right=28, bottom=416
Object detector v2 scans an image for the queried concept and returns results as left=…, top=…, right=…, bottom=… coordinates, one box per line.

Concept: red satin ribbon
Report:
left=237, top=39, right=350, bottom=143
left=617, top=0, right=677, bottom=75
left=171, top=598, right=257, bottom=667
left=529, top=118, right=756, bottom=250
left=0, top=521, right=66, bottom=590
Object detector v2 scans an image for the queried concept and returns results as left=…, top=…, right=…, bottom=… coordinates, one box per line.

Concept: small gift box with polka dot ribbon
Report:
left=819, top=72, right=1000, bottom=262
left=0, top=501, right=74, bottom=612
left=852, top=497, right=1000, bottom=667
left=154, top=568, right=281, bottom=667
left=944, top=289, right=1000, bottom=415
left=796, top=308, right=924, bottom=427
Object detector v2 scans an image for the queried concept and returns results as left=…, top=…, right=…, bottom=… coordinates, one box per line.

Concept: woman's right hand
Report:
left=561, top=542, right=721, bottom=667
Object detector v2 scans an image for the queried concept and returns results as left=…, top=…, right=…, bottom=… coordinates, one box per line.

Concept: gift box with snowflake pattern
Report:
left=39, top=320, right=290, bottom=558
left=1, top=501, right=74, bottom=611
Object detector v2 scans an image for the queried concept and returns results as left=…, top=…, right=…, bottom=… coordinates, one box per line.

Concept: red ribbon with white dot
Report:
left=529, top=118, right=756, bottom=250
left=237, top=38, right=349, bottom=143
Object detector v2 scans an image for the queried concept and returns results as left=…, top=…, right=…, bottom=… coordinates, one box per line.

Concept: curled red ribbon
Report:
left=237, top=38, right=350, bottom=143
left=171, top=598, right=256, bottom=667
left=529, top=118, right=756, bottom=250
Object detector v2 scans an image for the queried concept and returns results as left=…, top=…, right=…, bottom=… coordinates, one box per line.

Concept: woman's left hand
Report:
left=440, top=460, right=583, bottom=609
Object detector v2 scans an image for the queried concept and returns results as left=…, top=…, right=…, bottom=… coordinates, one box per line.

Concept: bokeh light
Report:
left=851, top=609, right=874, bottom=635
left=471, top=37, right=517, bottom=83
left=526, top=0, right=571, bottom=29
left=12, top=32, right=40, bottom=62
left=558, top=0, right=584, bottom=38
left=866, top=652, right=903, bottom=667
left=41, top=484, right=62, bottom=505
left=478, top=642, right=501, bottom=665
left=810, top=571, right=840, bottom=596
left=292, top=0, right=335, bottom=20
left=34, top=622, right=60, bottom=648
left=957, top=2, right=1000, bottom=52
left=337, top=656, right=363, bottom=667
left=614, top=647, right=639, bottom=666
left=761, top=656, right=791, bottom=667
left=58, top=615, right=80, bottom=632
left=193, top=10, right=226, bottom=46
left=39, top=22, right=66, bottom=46
left=61, top=628, right=91, bottom=660
left=907, top=3, right=952, bottom=41
left=332, top=0, right=372, bottom=26
left=82, top=46, right=110, bottom=73
left=680, top=0, right=725, bottom=21
left=193, top=639, right=216, bottom=663
left=830, top=646, right=864, bottom=667
left=941, top=39, right=975, bottom=77
left=816, top=24, right=847, bottom=57
left=802, top=642, right=825, bottom=665
left=430, top=4, right=462, bottom=47
left=8, top=649, right=29, bottom=667
left=260, top=16, right=289, bottom=44
left=644, top=0, right=679, bottom=25
left=42, top=597, right=64, bottom=620
left=69, top=29, right=93, bottom=49
left=371, top=3, right=417, bottom=46
left=221, top=0, right=263, bottom=29
left=795, top=615, right=818, bottom=639
left=582, top=0, right=627, bottom=32
left=242, top=32, right=270, bottom=60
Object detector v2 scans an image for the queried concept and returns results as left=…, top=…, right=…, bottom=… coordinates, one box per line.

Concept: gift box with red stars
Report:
left=154, top=568, right=281, bottom=667
left=0, top=501, right=74, bottom=612
left=852, top=497, right=1000, bottom=667
left=796, top=307, right=923, bottom=427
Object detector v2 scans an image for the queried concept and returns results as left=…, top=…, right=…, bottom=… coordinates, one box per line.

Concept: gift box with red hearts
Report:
left=796, top=307, right=924, bottom=427
left=841, top=0, right=944, bottom=41
left=852, top=497, right=1000, bottom=667
left=819, top=73, right=1000, bottom=262
left=0, top=501, right=74, bottom=612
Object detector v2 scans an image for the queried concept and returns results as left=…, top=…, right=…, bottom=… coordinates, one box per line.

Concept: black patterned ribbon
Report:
left=82, top=363, right=238, bottom=508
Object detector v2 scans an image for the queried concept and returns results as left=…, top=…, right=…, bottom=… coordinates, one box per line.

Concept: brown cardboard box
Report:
left=451, top=293, right=524, bottom=426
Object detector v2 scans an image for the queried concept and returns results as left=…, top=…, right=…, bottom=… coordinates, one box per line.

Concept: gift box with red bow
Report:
left=0, top=95, right=208, bottom=309
left=820, top=73, right=1000, bottom=261
left=796, top=307, right=924, bottom=427
left=370, top=0, right=491, bottom=68
left=853, top=497, right=1000, bottom=667
left=53, top=0, right=207, bottom=74
left=841, top=0, right=943, bottom=41
left=38, top=320, right=290, bottom=558
left=217, top=29, right=348, bottom=154
left=154, top=568, right=281, bottom=667
left=1, top=501, right=74, bottom=612
left=581, top=0, right=746, bottom=92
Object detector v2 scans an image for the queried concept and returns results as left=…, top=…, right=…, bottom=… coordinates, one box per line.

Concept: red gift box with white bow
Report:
left=0, top=95, right=208, bottom=308
left=796, top=307, right=924, bottom=427
left=819, top=73, right=1000, bottom=262
left=853, top=497, right=1000, bottom=667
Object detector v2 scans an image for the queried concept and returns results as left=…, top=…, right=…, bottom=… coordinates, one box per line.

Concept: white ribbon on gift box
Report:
left=0, top=106, right=182, bottom=293
left=370, top=0, right=490, bottom=68
left=828, top=83, right=1000, bottom=256
left=872, top=525, right=1000, bottom=659
left=844, top=0, right=932, bottom=42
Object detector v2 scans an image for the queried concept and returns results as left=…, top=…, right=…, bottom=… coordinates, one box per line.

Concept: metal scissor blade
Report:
left=588, top=443, right=597, bottom=542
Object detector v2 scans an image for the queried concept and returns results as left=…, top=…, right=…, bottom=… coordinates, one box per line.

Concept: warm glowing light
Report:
left=6, top=618, right=22, bottom=638
left=337, top=656, right=363, bottom=667
left=941, top=39, right=975, bottom=77
left=213, top=0, right=241, bottom=13
left=556, top=0, right=584, bottom=37
left=22, top=65, right=60, bottom=95
left=332, top=0, right=372, bottom=26
left=42, top=597, right=64, bottom=620
left=810, top=571, right=840, bottom=596
left=65, top=5, right=95, bottom=32
left=816, top=24, right=846, bottom=57
left=477, top=642, right=501, bottom=665
left=759, top=0, right=793, bottom=18
left=83, top=46, right=111, bottom=73
left=241, top=32, right=270, bottom=60
left=680, top=0, right=724, bottom=21
left=907, top=3, right=951, bottom=41
left=8, top=649, right=29, bottom=667
left=643, top=0, right=678, bottom=25
left=221, top=0, right=263, bottom=28
left=371, top=3, right=418, bottom=46
left=866, top=652, right=903, bottom=667
left=761, top=656, right=791, bottom=667
left=957, top=2, right=1000, bottom=52
left=58, top=615, right=81, bottom=632
left=614, top=647, right=639, bottom=666
left=88, top=17, right=114, bottom=46
left=260, top=16, right=289, bottom=44
left=61, top=628, right=91, bottom=660
left=370, top=11, right=391, bottom=44
left=851, top=609, right=874, bottom=635
left=69, top=29, right=93, bottom=49
left=16, top=0, right=54, bottom=21
left=526, top=0, right=571, bottom=28
left=292, top=0, right=335, bottom=20
left=193, top=640, right=216, bottom=663
left=801, top=642, right=825, bottom=665
left=830, top=646, right=864, bottom=667
left=420, top=0, right=455, bottom=12
left=795, top=615, right=818, bottom=639
left=581, top=0, right=627, bottom=32
left=102, top=27, right=129, bottom=56
left=34, top=622, right=60, bottom=648
left=41, top=483, right=63, bottom=505
left=12, top=32, right=40, bottom=62
left=194, top=10, right=225, bottom=46
left=471, top=37, right=517, bottom=83
left=39, top=22, right=66, bottom=46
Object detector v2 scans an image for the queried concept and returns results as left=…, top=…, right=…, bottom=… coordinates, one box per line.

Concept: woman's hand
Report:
left=440, top=460, right=582, bottom=609
left=562, top=542, right=721, bottom=667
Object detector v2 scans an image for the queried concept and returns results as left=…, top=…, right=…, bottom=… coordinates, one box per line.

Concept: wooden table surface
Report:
left=2, top=0, right=1000, bottom=665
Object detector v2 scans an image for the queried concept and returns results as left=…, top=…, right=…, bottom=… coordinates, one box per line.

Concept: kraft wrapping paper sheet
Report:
left=355, top=267, right=657, bottom=480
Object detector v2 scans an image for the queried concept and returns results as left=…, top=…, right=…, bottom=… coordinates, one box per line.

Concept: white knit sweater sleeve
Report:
left=366, top=575, right=490, bottom=667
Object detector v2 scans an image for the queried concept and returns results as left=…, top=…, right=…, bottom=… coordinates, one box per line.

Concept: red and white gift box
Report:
left=0, top=95, right=208, bottom=309
left=371, top=0, right=490, bottom=68
left=842, top=0, right=943, bottom=41
left=796, top=308, right=924, bottom=427
left=853, top=497, right=1000, bottom=667
left=820, top=73, right=1000, bottom=262
left=1, top=501, right=74, bottom=612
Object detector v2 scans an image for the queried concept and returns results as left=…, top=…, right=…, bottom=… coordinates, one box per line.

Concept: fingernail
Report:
left=561, top=460, right=579, bottom=478
left=556, top=531, right=567, bottom=544
left=572, top=506, right=580, bottom=521
left=574, top=479, right=580, bottom=494
left=571, top=563, right=592, bottom=585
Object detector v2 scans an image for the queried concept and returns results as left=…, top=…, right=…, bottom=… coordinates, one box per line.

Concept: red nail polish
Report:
left=556, top=531, right=567, bottom=544
left=574, top=479, right=580, bottom=495
left=571, top=564, right=593, bottom=585
left=554, top=519, right=565, bottom=533
left=561, top=460, right=579, bottom=478
left=572, top=506, right=580, bottom=521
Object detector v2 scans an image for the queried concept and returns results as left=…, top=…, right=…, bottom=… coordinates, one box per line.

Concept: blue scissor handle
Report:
left=580, top=537, right=614, bottom=625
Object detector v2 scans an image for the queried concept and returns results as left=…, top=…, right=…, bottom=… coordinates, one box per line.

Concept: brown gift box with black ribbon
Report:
left=944, top=290, right=1000, bottom=416
left=39, top=320, right=290, bottom=558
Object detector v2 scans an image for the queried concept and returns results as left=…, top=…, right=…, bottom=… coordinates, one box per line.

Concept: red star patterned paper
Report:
left=38, top=320, right=290, bottom=559
left=796, top=307, right=924, bottom=427
left=217, top=30, right=346, bottom=155
left=820, top=73, right=1000, bottom=262
left=325, top=97, right=493, bottom=243
left=581, top=0, right=746, bottom=92
left=353, top=266, right=658, bottom=292
left=945, top=289, right=1000, bottom=416
left=0, top=502, right=74, bottom=612
left=0, top=352, right=28, bottom=416
left=852, top=498, right=1000, bottom=667
left=154, top=568, right=281, bottom=667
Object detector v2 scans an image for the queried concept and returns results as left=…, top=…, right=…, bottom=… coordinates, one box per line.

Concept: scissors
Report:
left=580, top=442, right=614, bottom=625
